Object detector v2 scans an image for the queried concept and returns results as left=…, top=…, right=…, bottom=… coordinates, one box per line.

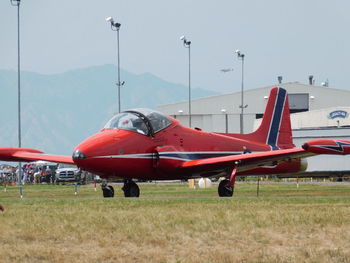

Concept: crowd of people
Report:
left=0, top=165, right=17, bottom=184
left=0, top=163, right=56, bottom=185
left=21, top=163, right=56, bottom=184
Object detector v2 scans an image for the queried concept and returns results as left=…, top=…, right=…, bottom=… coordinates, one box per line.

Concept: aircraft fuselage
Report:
left=73, top=121, right=304, bottom=180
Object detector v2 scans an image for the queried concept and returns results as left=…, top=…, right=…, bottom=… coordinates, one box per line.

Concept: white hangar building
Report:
left=158, top=81, right=350, bottom=175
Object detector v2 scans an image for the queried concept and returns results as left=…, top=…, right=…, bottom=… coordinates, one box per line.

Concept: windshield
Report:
left=103, top=109, right=172, bottom=135
left=104, top=112, right=149, bottom=135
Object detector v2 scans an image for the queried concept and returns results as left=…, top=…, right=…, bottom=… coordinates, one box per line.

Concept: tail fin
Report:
left=229, top=87, right=294, bottom=149
left=252, top=87, right=293, bottom=149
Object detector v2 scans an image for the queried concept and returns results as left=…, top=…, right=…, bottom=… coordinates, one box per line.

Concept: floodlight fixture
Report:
left=180, top=35, right=191, bottom=47
left=106, top=16, right=121, bottom=31
left=235, top=49, right=244, bottom=59
left=10, top=0, right=20, bottom=6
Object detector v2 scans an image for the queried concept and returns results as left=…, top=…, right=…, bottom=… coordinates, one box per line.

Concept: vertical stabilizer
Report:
left=251, top=87, right=293, bottom=149
left=224, top=87, right=294, bottom=149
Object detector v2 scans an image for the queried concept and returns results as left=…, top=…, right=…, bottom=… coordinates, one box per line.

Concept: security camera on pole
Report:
left=235, top=50, right=247, bottom=134
left=106, top=16, right=125, bottom=113
left=180, top=35, right=192, bottom=128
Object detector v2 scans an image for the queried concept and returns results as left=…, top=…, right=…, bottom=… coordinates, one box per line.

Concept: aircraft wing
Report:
left=180, top=147, right=312, bottom=173
left=181, top=139, right=350, bottom=174
left=0, top=147, right=74, bottom=164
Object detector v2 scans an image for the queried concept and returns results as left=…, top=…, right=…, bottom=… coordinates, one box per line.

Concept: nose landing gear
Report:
left=101, top=180, right=115, bottom=198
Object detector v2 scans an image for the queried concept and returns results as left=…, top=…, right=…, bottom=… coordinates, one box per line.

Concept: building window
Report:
left=289, top=93, right=309, bottom=113
left=256, top=93, right=309, bottom=119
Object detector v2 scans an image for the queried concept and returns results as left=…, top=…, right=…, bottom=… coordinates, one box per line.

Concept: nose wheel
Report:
left=101, top=180, right=114, bottom=198
left=122, top=180, right=140, bottom=197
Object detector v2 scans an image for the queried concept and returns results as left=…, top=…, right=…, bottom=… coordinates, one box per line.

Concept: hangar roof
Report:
left=158, top=82, right=350, bottom=116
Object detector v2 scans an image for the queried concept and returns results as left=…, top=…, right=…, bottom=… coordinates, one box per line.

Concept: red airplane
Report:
left=1, top=87, right=350, bottom=198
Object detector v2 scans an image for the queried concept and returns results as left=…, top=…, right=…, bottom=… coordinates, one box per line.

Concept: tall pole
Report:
left=106, top=17, right=124, bottom=113
left=188, top=44, right=191, bottom=128
left=240, top=55, right=244, bottom=134
left=220, top=69, right=234, bottom=133
left=116, top=28, right=121, bottom=113
left=11, top=0, right=22, bottom=198
left=235, top=50, right=246, bottom=134
left=180, top=36, right=192, bottom=127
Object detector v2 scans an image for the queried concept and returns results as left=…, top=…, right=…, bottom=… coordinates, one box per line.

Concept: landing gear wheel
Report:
left=122, top=180, right=140, bottom=198
left=218, top=179, right=233, bottom=197
left=101, top=182, right=114, bottom=198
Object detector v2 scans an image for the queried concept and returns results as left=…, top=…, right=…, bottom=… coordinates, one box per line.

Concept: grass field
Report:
left=0, top=181, right=350, bottom=263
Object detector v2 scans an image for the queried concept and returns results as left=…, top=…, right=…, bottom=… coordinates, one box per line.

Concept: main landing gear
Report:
left=101, top=180, right=140, bottom=198
left=218, top=166, right=237, bottom=197
left=122, top=180, right=140, bottom=198
left=218, top=179, right=233, bottom=197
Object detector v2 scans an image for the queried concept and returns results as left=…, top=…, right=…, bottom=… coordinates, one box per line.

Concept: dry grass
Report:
left=0, top=182, right=350, bottom=263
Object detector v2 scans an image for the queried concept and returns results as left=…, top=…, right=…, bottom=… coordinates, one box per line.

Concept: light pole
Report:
left=180, top=35, right=192, bottom=127
left=221, top=109, right=228, bottom=133
left=106, top=16, right=124, bottom=113
left=10, top=0, right=22, bottom=198
left=235, top=50, right=247, bottom=134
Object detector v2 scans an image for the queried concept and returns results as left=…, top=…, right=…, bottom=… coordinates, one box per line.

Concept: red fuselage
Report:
left=73, top=117, right=304, bottom=180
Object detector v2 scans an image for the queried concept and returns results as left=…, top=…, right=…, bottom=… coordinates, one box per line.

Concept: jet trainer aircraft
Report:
left=1, top=87, right=350, bottom=198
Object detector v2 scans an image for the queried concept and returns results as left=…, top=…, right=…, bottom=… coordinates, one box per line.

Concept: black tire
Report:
left=218, top=179, right=233, bottom=197
left=102, top=185, right=114, bottom=198
left=123, top=181, right=140, bottom=198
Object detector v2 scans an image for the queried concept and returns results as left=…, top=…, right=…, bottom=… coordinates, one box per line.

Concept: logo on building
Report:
left=328, top=110, right=349, bottom=119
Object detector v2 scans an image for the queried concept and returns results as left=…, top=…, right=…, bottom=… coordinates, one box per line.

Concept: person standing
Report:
left=45, top=166, right=52, bottom=184
left=243, top=146, right=252, bottom=154
left=34, top=167, right=41, bottom=184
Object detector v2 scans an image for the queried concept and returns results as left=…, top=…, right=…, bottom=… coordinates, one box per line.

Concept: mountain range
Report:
left=0, top=65, right=217, bottom=155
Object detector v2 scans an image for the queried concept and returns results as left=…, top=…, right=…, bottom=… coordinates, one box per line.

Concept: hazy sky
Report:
left=1, top=0, right=350, bottom=93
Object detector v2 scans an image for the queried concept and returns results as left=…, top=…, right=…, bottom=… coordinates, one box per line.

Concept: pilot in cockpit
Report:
left=148, top=113, right=162, bottom=132
left=133, top=119, right=147, bottom=135
left=118, top=116, right=132, bottom=128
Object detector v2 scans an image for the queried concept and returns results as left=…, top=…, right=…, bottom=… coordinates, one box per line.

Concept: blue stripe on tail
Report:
left=267, top=88, right=286, bottom=150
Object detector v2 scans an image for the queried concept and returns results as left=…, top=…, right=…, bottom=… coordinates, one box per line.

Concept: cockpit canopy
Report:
left=103, top=109, right=172, bottom=136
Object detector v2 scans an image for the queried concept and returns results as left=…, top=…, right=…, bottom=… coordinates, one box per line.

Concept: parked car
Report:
left=55, top=163, right=81, bottom=183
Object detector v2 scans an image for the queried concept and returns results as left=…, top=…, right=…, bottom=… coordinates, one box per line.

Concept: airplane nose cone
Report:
left=72, top=150, right=87, bottom=160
